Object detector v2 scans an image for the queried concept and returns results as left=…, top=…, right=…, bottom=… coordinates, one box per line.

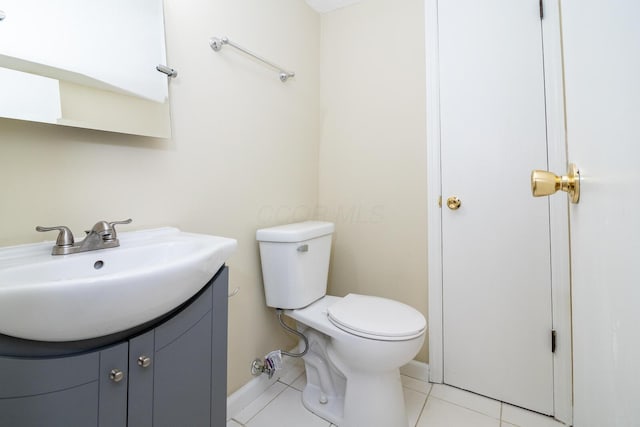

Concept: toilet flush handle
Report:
left=297, top=244, right=309, bottom=252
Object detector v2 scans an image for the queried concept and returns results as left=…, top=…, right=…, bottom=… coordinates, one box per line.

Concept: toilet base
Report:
left=341, top=369, right=408, bottom=427
left=300, top=368, right=409, bottom=427
left=301, top=383, right=344, bottom=425
left=298, top=331, right=411, bottom=427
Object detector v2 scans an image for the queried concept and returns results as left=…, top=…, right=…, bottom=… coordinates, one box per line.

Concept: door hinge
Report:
left=539, top=0, right=544, bottom=19
left=551, top=330, right=557, bottom=353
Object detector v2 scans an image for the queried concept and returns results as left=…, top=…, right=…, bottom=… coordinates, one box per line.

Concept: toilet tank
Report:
left=256, top=221, right=335, bottom=309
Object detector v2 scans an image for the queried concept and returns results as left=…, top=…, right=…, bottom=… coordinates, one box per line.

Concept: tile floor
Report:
left=227, top=360, right=568, bottom=427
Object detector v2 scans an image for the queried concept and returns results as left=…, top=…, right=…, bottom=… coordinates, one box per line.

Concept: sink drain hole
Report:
left=94, top=260, right=104, bottom=270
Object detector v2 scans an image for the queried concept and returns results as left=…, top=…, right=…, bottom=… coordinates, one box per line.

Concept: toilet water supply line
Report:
left=251, top=309, right=309, bottom=379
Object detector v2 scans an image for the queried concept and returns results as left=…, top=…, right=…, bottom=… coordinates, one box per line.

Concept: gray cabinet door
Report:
left=152, top=284, right=213, bottom=427
left=128, top=330, right=155, bottom=427
left=153, top=313, right=213, bottom=427
left=0, top=382, right=99, bottom=427
left=211, top=267, right=229, bottom=427
left=98, top=342, right=129, bottom=426
left=0, top=346, right=123, bottom=427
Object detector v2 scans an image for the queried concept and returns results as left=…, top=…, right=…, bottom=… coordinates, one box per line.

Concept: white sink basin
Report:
left=0, top=227, right=237, bottom=341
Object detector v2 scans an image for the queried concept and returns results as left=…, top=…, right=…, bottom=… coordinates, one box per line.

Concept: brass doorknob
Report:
left=446, top=196, right=462, bottom=210
left=531, top=163, right=580, bottom=203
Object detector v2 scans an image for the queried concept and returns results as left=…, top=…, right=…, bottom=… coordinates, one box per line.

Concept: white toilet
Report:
left=256, top=221, right=426, bottom=427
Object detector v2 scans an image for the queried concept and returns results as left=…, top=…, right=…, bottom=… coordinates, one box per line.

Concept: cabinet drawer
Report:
left=0, top=351, right=99, bottom=398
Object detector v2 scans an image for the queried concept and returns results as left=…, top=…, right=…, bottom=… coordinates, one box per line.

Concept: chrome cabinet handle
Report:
left=109, top=369, right=124, bottom=383
left=137, top=355, right=152, bottom=368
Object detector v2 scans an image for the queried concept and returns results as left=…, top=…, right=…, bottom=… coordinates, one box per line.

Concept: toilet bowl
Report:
left=287, top=295, right=425, bottom=427
left=256, top=221, right=427, bottom=427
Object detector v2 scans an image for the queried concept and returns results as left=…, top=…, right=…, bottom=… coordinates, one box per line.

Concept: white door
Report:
left=438, top=0, right=554, bottom=414
left=561, top=1, right=640, bottom=425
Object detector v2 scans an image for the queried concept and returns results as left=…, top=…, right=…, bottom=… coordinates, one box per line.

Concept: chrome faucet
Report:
left=36, top=219, right=132, bottom=255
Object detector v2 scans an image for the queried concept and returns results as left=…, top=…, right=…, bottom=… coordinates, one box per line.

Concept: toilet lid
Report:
left=326, top=294, right=426, bottom=341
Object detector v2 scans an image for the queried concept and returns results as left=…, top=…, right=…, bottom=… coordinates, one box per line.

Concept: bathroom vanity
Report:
left=0, top=266, right=229, bottom=427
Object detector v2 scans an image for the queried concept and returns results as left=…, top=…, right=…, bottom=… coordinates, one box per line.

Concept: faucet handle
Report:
left=106, top=218, right=132, bottom=240
left=109, top=218, right=133, bottom=227
left=35, top=225, right=75, bottom=247
left=87, top=219, right=132, bottom=241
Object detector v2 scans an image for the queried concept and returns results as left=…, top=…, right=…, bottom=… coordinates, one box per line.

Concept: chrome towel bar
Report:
left=209, top=36, right=295, bottom=83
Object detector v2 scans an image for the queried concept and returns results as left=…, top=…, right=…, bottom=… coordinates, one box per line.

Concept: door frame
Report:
left=424, top=0, right=572, bottom=423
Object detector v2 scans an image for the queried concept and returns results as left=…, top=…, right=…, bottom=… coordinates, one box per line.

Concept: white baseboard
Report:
left=226, top=371, right=280, bottom=421
left=227, top=358, right=430, bottom=420
left=227, top=352, right=301, bottom=420
left=400, top=359, right=430, bottom=382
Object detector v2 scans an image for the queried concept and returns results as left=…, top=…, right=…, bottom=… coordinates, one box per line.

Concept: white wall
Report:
left=317, top=0, right=428, bottom=361
left=0, top=0, right=320, bottom=394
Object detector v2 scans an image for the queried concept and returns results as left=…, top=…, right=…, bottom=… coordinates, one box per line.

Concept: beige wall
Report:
left=318, top=0, right=429, bottom=361
left=0, top=0, right=429, bottom=394
left=0, top=0, right=320, bottom=394
left=57, top=81, right=171, bottom=138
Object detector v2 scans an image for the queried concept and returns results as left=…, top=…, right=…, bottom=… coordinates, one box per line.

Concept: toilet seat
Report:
left=326, top=294, right=426, bottom=341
